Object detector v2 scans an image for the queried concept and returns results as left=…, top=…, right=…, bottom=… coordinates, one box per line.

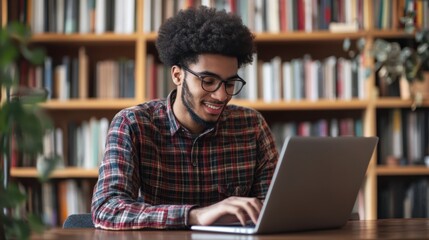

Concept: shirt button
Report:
left=192, top=161, right=197, bottom=167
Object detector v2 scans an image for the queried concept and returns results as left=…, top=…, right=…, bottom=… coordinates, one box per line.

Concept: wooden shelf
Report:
left=375, top=98, right=429, bottom=108
left=40, top=99, right=371, bottom=111
left=144, top=32, right=157, bottom=41
left=368, top=30, right=415, bottom=39
left=375, top=98, right=414, bottom=108
left=231, top=99, right=370, bottom=111
left=141, top=30, right=415, bottom=43
left=255, top=31, right=368, bottom=42
left=41, top=99, right=142, bottom=110
left=377, top=166, right=429, bottom=176
left=11, top=167, right=99, bottom=178
left=31, top=33, right=139, bottom=43
left=145, top=31, right=368, bottom=43
left=29, top=30, right=415, bottom=44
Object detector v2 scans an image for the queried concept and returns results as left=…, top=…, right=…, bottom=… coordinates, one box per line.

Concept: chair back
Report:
left=63, top=213, right=94, bottom=228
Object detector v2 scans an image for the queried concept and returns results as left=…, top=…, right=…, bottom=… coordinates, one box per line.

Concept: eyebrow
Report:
left=196, top=70, right=240, bottom=80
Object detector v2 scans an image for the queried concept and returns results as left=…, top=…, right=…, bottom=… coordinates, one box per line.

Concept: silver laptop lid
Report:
left=255, top=136, right=378, bottom=234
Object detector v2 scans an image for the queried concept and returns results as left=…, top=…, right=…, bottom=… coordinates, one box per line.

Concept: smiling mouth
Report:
left=203, top=101, right=225, bottom=115
left=205, top=102, right=223, bottom=110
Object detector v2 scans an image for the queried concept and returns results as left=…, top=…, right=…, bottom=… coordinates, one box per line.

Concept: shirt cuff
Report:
left=185, top=205, right=199, bottom=227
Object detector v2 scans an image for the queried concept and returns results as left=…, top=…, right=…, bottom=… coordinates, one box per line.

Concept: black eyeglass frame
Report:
left=181, top=66, right=246, bottom=96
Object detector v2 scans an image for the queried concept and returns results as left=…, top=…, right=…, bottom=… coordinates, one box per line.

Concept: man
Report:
left=91, top=6, right=279, bottom=230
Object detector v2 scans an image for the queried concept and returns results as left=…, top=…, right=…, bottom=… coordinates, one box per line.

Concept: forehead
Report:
left=191, top=54, right=238, bottom=77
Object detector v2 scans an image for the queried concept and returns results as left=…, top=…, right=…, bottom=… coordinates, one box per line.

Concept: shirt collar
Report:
left=166, top=90, right=181, bottom=136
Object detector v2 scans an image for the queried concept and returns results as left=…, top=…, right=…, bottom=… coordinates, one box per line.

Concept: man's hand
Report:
left=188, top=197, right=263, bottom=226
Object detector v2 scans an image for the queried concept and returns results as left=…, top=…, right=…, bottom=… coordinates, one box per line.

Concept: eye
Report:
left=227, top=79, right=242, bottom=87
left=201, top=76, right=219, bottom=85
left=225, top=82, right=236, bottom=88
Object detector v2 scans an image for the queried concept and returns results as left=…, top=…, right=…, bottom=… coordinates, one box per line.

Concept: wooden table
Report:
left=31, top=219, right=429, bottom=239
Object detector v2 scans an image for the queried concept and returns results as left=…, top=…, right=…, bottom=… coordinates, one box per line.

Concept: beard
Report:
left=181, top=78, right=217, bottom=130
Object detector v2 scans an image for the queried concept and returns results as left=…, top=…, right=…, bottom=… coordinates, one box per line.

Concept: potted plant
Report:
left=0, top=22, right=58, bottom=240
left=405, top=30, right=429, bottom=103
left=372, top=29, right=429, bottom=108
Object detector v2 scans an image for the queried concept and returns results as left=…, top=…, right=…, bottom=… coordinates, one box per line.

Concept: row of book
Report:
left=271, top=117, right=363, bottom=150
left=51, top=118, right=108, bottom=169
left=9, top=127, right=63, bottom=169
left=17, top=48, right=85, bottom=99
left=12, top=116, right=362, bottom=168
left=7, top=0, right=428, bottom=35
left=14, top=180, right=94, bottom=227
left=67, top=118, right=109, bottom=169
left=144, top=0, right=365, bottom=33
left=30, top=0, right=136, bottom=34
left=377, top=108, right=429, bottom=166
left=145, top=53, right=367, bottom=102
left=145, top=54, right=176, bottom=100
left=11, top=117, right=108, bottom=169
left=373, top=0, right=429, bottom=30
left=378, top=178, right=429, bottom=219
left=94, top=59, right=136, bottom=99
left=18, top=48, right=135, bottom=100
left=240, top=54, right=367, bottom=102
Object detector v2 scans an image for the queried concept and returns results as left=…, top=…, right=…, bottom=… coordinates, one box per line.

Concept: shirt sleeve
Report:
left=91, top=111, right=195, bottom=230
left=250, top=112, right=279, bottom=199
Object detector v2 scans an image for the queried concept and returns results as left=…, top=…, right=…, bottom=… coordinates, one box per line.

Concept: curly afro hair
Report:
left=156, top=6, right=255, bottom=68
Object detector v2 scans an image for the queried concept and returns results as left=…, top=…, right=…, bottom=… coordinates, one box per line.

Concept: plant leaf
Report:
left=0, top=44, right=18, bottom=67
left=20, top=47, right=46, bottom=66
left=4, top=217, right=31, bottom=240
left=28, top=213, right=46, bottom=234
left=7, top=21, right=32, bottom=43
left=0, top=69, right=17, bottom=88
left=14, top=87, right=49, bottom=104
left=37, top=155, right=60, bottom=182
left=356, top=37, right=366, bottom=51
left=343, top=38, right=351, bottom=52
left=0, top=102, right=11, bottom=134
left=0, top=183, right=26, bottom=208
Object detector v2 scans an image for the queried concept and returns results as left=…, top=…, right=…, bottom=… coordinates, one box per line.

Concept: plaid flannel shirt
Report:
left=91, top=90, right=279, bottom=230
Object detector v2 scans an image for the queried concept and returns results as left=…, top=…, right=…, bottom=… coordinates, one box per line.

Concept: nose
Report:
left=210, top=83, right=229, bottom=102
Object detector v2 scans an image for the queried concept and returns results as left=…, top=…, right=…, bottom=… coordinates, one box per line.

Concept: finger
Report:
left=221, top=197, right=260, bottom=224
left=228, top=205, right=248, bottom=226
left=252, top=198, right=264, bottom=212
left=237, top=198, right=262, bottom=224
left=243, top=202, right=259, bottom=224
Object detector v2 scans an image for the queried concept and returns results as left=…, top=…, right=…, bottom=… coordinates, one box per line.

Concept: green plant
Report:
left=370, top=30, right=429, bottom=109
left=372, top=30, right=429, bottom=84
left=405, top=30, right=429, bottom=80
left=0, top=22, right=58, bottom=240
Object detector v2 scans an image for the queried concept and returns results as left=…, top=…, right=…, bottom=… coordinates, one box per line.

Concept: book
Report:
left=328, top=21, right=358, bottom=32
left=79, top=0, right=90, bottom=33
left=55, top=0, right=64, bottom=33
left=78, top=47, right=88, bottom=99
left=31, top=0, right=44, bottom=33
left=143, top=0, right=152, bottom=32
left=95, top=0, right=106, bottom=34
left=54, top=65, right=67, bottom=100
left=64, top=0, right=78, bottom=34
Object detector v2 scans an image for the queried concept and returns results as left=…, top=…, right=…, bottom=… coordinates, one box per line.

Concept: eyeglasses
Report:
left=182, top=66, right=246, bottom=96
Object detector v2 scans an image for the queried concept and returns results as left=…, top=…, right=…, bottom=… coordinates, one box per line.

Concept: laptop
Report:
left=191, top=136, right=378, bottom=234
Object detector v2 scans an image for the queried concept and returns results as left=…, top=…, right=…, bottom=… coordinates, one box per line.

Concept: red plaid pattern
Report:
left=91, top=90, right=278, bottom=230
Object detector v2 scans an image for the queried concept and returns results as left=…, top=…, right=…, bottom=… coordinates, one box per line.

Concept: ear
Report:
left=171, top=65, right=183, bottom=86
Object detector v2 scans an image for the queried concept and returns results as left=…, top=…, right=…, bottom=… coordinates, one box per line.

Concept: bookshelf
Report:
left=3, top=0, right=429, bottom=225
left=11, top=167, right=99, bottom=178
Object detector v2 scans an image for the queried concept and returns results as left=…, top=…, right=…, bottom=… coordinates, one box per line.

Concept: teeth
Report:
left=205, top=103, right=221, bottom=110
